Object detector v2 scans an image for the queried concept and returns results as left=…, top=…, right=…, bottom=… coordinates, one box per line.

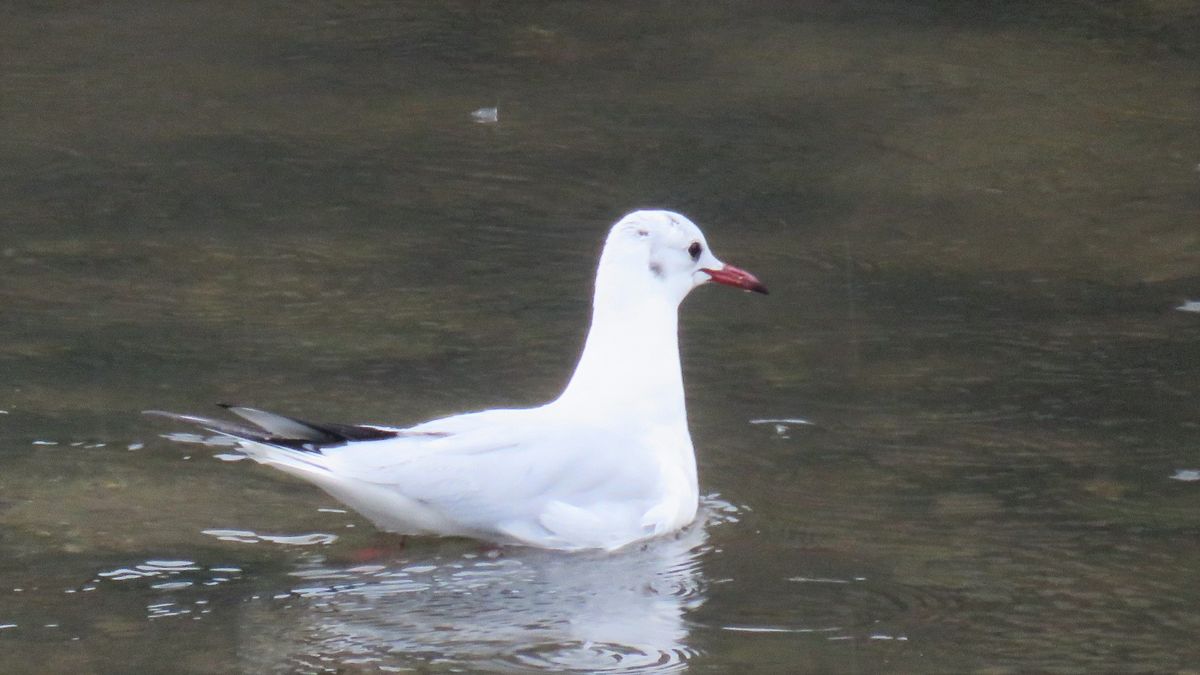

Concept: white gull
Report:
left=150, top=210, right=767, bottom=551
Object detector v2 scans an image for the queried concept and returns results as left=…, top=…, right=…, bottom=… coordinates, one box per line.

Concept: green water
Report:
left=2, top=1, right=1198, bottom=672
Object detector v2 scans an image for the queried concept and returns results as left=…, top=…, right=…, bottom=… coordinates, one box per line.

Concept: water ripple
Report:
left=230, top=499, right=737, bottom=673
left=501, top=640, right=697, bottom=673
left=89, top=559, right=245, bottom=621
left=201, top=529, right=338, bottom=546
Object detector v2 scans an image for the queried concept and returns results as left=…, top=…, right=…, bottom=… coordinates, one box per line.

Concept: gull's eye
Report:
left=688, top=242, right=702, bottom=260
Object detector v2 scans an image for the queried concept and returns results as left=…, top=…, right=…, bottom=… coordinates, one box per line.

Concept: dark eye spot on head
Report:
left=688, top=242, right=702, bottom=260
left=636, top=229, right=649, bottom=237
left=649, top=261, right=664, bottom=278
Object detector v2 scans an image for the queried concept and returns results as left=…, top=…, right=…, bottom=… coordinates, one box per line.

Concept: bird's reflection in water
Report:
left=236, top=499, right=737, bottom=673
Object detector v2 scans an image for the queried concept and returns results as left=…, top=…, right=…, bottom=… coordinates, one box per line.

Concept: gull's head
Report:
left=597, top=210, right=768, bottom=306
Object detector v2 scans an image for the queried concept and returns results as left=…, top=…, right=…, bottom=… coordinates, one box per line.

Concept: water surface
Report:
left=2, top=1, right=1199, bottom=672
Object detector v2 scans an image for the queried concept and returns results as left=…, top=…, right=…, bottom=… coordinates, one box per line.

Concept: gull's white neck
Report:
left=554, top=263, right=687, bottom=426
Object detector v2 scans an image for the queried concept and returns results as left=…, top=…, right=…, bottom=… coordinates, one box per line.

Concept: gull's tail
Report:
left=146, top=404, right=398, bottom=451
left=145, top=404, right=401, bottom=475
left=147, top=405, right=454, bottom=536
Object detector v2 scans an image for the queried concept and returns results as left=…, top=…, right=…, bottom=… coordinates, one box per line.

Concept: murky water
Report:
left=3, top=1, right=1199, bottom=672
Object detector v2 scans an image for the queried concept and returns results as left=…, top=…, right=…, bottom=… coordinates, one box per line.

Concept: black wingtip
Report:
left=148, top=403, right=401, bottom=452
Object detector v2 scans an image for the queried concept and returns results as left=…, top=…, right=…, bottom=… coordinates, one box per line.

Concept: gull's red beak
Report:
left=702, top=264, right=769, bottom=295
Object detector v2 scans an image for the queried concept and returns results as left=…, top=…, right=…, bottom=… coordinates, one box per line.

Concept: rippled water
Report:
left=2, top=1, right=1199, bottom=672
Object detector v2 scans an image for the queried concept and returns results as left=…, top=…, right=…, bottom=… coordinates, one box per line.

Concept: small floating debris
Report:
left=32, top=440, right=58, bottom=446
left=1177, top=300, right=1200, bottom=313
left=0, top=624, right=16, bottom=630
left=127, top=442, right=144, bottom=451
left=750, top=417, right=814, bottom=439
left=471, top=106, right=499, bottom=124
left=1170, top=469, right=1200, bottom=482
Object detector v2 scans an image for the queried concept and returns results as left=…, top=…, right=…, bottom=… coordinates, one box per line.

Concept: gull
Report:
left=149, top=210, right=767, bottom=551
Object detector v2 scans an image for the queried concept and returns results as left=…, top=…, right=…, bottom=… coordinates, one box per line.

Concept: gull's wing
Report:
left=315, top=411, right=666, bottom=549
left=151, top=405, right=669, bottom=550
